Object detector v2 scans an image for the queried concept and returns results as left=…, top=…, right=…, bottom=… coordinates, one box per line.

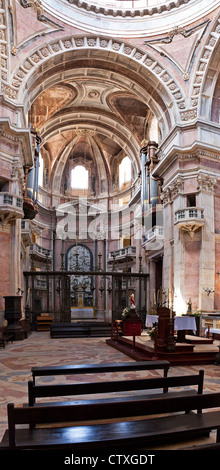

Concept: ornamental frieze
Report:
left=9, top=35, right=187, bottom=119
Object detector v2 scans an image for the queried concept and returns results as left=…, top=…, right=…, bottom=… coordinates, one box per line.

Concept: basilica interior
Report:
left=1, top=0, right=220, bottom=454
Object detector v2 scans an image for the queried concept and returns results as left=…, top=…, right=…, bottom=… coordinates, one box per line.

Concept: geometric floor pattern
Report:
left=1, top=331, right=220, bottom=448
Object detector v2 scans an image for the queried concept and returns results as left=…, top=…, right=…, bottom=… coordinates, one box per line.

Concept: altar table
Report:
left=145, top=315, right=158, bottom=328
left=174, top=316, right=197, bottom=342
left=145, top=314, right=196, bottom=341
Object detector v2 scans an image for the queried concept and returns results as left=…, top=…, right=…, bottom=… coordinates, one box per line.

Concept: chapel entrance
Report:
left=67, top=244, right=94, bottom=315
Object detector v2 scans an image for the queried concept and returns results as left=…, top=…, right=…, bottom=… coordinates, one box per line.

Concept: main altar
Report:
left=107, top=303, right=219, bottom=365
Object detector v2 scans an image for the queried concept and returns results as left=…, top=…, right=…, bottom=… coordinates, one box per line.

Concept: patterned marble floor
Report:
left=1, top=331, right=220, bottom=449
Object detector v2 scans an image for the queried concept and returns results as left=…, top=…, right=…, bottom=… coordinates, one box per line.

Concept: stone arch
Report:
left=10, top=35, right=186, bottom=134
left=65, top=243, right=93, bottom=271
left=194, top=13, right=220, bottom=120
left=44, top=114, right=139, bottom=196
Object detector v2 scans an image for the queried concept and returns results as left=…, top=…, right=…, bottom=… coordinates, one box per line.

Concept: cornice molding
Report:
left=63, top=0, right=192, bottom=19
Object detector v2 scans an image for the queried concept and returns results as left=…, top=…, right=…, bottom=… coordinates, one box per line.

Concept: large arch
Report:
left=195, top=12, right=220, bottom=121
left=11, top=36, right=185, bottom=133
left=9, top=35, right=189, bottom=203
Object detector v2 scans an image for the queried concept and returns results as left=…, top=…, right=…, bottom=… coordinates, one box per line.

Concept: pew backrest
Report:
left=28, top=370, right=204, bottom=406
left=7, top=391, right=220, bottom=448
left=31, top=360, right=170, bottom=384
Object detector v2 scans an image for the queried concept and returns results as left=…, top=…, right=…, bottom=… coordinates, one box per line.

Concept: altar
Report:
left=175, top=316, right=197, bottom=342
left=145, top=315, right=158, bottom=328
left=145, top=314, right=197, bottom=342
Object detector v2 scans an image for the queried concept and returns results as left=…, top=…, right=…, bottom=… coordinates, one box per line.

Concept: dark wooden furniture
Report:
left=184, top=442, right=220, bottom=450
left=31, top=360, right=170, bottom=385
left=50, top=322, right=111, bottom=338
left=4, top=296, right=25, bottom=341
left=36, top=314, right=53, bottom=331
left=0, top=328, right=13, bottom=348
left=122, top=314, right=142, bottom=336
left=157, top=306, right=175, bottom=351
left=2, top=392, right=220, bottom=450
left=28, top=370, right=204, bottom=406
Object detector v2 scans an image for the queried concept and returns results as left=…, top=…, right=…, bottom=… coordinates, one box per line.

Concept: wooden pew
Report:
left=28, top=370, right=204, bottom=406
left=31, top=360, right=170, bottom=385
left=1, top=392, right=220, bottom=450
left=183, top=442, right=220, bottom=450
left=0, top=328, right=13, bottom=348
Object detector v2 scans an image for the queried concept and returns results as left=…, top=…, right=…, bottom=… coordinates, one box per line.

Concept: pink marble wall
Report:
left=215, top=241, right=220, bottom=310
left=184, top=237, right=201, bottom=310
left=0, top=230, right=10, bottom=311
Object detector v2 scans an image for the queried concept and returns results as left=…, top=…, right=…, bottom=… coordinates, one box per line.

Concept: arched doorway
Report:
left=66, top=244, right=94, bottom=318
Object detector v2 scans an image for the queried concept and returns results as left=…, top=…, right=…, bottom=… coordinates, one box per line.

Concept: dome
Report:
left=41, top=0, right=220, bottom=37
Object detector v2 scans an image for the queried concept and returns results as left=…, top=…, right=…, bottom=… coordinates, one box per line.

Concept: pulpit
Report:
left=4, top=296, right=25, bottom=341
left=157, top=306, right=175, bottom=352
left=122, top=312, right=142, bottom=336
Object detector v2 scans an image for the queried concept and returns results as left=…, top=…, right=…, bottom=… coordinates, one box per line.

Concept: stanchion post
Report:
left=133, top=323, right=136, bottom=350
left=153, top=329, right=158, bottom=360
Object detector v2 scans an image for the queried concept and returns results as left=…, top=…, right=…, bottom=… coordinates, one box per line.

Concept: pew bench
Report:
left=27, top=370, right=204, bottom=406
left=1, top=392, right=220, bottom=450
left=31, top=360, right=170, bottom=385
left=0, top=328, right=13, bottom=348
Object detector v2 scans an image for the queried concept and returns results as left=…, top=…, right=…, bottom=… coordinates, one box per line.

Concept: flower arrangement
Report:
left=122, top=307, right=131, bottom=320
left=147, top=324, right=158, bottom=340
left=193, top=310, right=201, bottom=318
left=122, top=294, right=139, bottom=320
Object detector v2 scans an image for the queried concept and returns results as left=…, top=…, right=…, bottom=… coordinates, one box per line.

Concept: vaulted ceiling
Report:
left=28, top=60, right=154, bottom=196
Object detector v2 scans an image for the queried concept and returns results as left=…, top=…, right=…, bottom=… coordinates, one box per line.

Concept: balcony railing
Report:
left=21, top=220, right=32, bottom=247
left=145, top=225, right=163, bottom=241
left=108, top=246, right=136, bottom=263
left=0, top=192, right=23, bottom=223
left=174, top=207, right=205, bottom=236
left=30, top=243, right=52, bottom=261
left=175, top=207, right=204, bottom=225
left=34, top=277, right=47, bottom=289
left=142, top=225, right=164, bottom=250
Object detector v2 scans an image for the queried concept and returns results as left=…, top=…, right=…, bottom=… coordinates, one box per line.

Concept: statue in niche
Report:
left=112, top=159, right=118, bottom=191
left=101, top=179, right=107, bottom=193
left=91, top=175, right=96, bottom=196
left=43, top=168, right=48, bottom=186
left=186, top=298, right=192, bottom=315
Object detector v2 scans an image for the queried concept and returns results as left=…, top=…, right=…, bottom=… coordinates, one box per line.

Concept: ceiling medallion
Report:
left=88, top=90, right=100, bottom=99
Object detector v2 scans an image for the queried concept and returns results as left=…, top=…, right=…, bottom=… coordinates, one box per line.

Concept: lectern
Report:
left=157, top=306, right=175, bottom=352
left=4, top=296, right=25, bottom=341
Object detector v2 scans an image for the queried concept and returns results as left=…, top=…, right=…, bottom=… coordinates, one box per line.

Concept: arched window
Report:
left=119, top=156, right=131, bottom=189
left=71, top=165, right=88, bottom=189
left=38, top=153, right=44, bottom=187
left=149, top=116, right=159, bottom=142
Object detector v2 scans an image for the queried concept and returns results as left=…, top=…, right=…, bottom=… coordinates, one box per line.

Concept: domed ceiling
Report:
left=27, top=0, right=219, bottom=199
left=41, top=0, right=219, bottom=36
left=28, top=71, right=151, bottom=196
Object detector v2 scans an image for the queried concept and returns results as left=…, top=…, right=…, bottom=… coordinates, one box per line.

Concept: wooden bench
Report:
left=1, top=392, right=220, bottom=450
left=0, top=328, right=13, bottom=348
left=50, top=322, right=112, bottom=338
left=31, top=360, right=170, bottom=385
left=28, top=370, right=204, bottom=406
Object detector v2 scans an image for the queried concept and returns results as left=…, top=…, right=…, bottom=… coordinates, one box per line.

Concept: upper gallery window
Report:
left=38, top=154, right=44, bottom=187
left=149, top=116, right=159, bottom=142
left=119, top=156, right=132, bottom=189
left=71, top=165, right=89, bottom=189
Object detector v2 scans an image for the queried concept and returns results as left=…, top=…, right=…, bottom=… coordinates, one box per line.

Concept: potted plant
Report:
left=147, top=323, right=158, bottom=340
left=122, top=307, right=131, bottom=320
